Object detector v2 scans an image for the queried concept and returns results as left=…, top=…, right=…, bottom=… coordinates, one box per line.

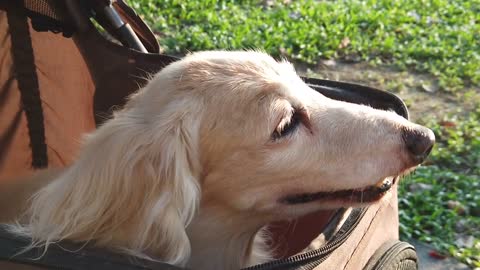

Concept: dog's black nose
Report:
left=403, top=126, right=435, bottom=163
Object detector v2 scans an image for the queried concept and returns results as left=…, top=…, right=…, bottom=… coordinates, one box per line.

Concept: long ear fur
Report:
left=8, top=97, right=201, bottom=265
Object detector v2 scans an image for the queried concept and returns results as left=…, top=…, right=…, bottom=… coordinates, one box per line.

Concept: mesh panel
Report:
left=23, top=0, right=67, bottom=22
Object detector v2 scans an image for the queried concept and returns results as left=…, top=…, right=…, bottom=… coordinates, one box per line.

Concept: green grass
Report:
left=128, top=0, right=480, bottom=92
left=123, top=0, right=480, bottom=266
left=398, top=108, right=480, bottom=267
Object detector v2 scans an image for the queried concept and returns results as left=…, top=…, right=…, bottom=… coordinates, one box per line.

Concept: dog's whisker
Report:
left=348, top=190, right=355, bottom=204
left=290, top=218, right=299, bottom=234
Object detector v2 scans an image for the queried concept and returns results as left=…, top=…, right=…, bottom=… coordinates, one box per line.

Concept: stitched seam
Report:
left=342, top=205, right=383, bottom=270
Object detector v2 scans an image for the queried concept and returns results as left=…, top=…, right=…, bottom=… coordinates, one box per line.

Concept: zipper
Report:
left=241, top=207, right=368, bottom=270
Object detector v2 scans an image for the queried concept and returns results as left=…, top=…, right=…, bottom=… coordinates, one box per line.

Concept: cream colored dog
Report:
left=4, top=51, right=434, bottom=270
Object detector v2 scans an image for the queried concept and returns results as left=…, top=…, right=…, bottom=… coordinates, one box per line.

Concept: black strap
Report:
left=7, top=8, right=48, bottom=169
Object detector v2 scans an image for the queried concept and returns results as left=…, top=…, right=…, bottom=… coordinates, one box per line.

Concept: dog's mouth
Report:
left=280, top=177, right=396, bottom=205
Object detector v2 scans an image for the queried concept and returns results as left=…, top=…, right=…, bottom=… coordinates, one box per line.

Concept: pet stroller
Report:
left=0, top=1, right=418, bottom=269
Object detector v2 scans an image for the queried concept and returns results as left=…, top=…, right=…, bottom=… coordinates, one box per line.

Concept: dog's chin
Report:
left=279, top=177, right=397, bottom=206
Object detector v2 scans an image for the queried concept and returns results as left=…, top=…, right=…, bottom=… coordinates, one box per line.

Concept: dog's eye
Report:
left=272, top=110, right=302, bottom=140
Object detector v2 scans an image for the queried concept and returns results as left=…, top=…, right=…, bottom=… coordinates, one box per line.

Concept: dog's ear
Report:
left=134, top=110, right=202, bottom=264
left=10, top=104, right=201, bottom=266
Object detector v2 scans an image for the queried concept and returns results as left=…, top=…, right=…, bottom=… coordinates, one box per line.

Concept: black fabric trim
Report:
left=27, top=10, right=75, bottom=37
left=7, top=10, right=48, bottom=169
left=0, top=226, right=184, bottom=270
left=24, top=0, right=75, bottom=37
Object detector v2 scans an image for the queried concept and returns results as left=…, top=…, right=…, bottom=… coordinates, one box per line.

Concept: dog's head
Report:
left=16, top=51, right=434, bottom=266
left=133, top=51, right=434, bottom=217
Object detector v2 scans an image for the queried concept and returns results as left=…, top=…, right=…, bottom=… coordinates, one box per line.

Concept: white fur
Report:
left=7, top=51, right=426, bottom=270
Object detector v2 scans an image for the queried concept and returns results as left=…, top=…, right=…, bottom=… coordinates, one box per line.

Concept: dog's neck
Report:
left=186, top=208, right=271, bottom=270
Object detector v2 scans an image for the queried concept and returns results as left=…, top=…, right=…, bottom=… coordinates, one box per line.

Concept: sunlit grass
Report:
left=129, top=0, right=479, bottom=92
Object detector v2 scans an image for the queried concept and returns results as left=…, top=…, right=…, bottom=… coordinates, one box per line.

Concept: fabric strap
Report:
left=6, top=6, right=48, bottom=169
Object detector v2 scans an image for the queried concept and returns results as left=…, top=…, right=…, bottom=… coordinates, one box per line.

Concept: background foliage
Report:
left=130, top=0, right=480, bottom=92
